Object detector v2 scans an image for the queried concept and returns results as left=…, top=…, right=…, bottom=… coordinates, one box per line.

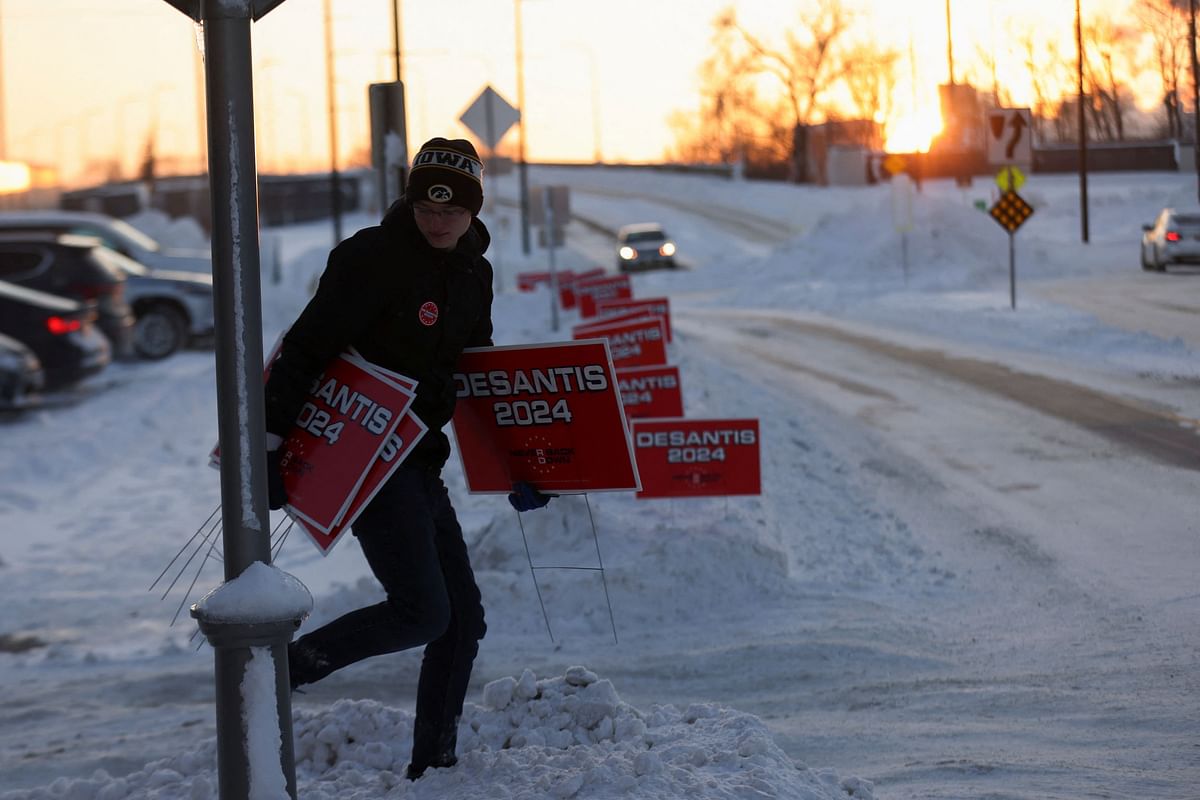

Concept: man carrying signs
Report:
left=262, top=137, right=550, bottom=782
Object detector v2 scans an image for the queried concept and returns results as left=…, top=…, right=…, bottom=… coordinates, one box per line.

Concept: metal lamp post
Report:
left=160, top=2, right=302, bottom=798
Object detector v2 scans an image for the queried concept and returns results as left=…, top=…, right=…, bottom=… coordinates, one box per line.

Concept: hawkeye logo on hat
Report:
left=419, top=301, right=439, bottom=326
left=427, top=185, right=453, bottom=203
left=411, top=149, right=483, bottom=182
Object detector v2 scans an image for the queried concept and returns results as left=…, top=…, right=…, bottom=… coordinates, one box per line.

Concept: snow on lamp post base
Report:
left=193, top=561, right=313, bottom=800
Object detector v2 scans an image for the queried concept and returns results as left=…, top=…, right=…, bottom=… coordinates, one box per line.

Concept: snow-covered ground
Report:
left=0, top=166, right=1197, bottom=799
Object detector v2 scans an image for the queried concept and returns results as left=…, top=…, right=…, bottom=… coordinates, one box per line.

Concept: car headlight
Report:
left=619, top=246, right=637, bottom=260
left=659, top=242, right=676, bottom=257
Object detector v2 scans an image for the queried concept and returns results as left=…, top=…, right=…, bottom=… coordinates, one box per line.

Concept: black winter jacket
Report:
left=264, top=198, right=494, bottom=469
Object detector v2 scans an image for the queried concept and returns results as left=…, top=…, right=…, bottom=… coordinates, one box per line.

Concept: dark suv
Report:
left=0, top=234, right=135, bottom=358
left=0, top=279, right=110, bottom=390
left=0, top=230, right=213, bottom=357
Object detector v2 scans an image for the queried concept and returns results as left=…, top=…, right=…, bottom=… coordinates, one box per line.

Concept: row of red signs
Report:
left=487, top=270, right=764, bottom=501
left=449, top=340, right=761, bottom=500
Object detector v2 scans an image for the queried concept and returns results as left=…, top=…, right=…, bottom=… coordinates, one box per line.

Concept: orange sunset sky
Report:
left=3, top=0, right=1151, bottom=187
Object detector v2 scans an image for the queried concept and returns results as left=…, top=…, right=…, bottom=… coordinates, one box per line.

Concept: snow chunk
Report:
left=564, top=665, right=598, bottom=686
left=4, top=669, right=875, bottom=800
left=193, top=561, right=312, bottom=624
left=482, top=675, right=518, bottom=710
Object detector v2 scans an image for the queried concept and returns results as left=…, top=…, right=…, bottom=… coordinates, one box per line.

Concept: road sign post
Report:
left=162, top=2, right=300, bottom=798
left=369, top=81, right=408, bottom=212
left=988, top=190, right=1035, bottom=310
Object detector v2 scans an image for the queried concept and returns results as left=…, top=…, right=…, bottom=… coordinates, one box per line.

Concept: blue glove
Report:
left=508, top=481, right=554, bottom=512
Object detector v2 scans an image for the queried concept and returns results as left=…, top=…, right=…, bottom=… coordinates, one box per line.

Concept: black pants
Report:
left=288, top=464, right=486, bottom=764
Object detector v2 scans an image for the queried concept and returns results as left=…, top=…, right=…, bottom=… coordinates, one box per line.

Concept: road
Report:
left=556, top=181, right=1200, bottom=797
left=1034, top=267, right=1200, bottom=350
left=666, top=305, right=1200, bottom=798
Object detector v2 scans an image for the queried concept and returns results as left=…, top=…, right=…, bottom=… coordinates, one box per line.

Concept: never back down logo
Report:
left=419, top=301, right=439, bottom=326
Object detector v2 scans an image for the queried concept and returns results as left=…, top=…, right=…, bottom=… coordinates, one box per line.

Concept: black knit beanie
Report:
left=406, top=137, right=485, bottom=216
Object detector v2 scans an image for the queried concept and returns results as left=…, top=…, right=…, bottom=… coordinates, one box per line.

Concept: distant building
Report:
left=793, top=119, right=883, bottom=185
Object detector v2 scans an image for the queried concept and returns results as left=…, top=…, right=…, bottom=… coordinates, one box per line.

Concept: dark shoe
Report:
left=405, top=754, right=458, bottom=781
left=287, top=640, right=328, bottom=691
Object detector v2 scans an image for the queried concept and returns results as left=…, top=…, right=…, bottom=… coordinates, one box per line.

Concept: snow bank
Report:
left=0, top=668, right=872, bottom=800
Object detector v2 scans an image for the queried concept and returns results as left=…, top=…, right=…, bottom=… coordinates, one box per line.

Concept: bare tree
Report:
left=1135, top=0, right=1188, bottom=138
left=1083, top=17, right=1139, bottom=140
left=718, top=0, right=855, bottom=127
left=841, top=42, right=900, bottom=143
left=667, top=9, right=762, bottom=163
left=1012, top=23, right=1082, bottom=143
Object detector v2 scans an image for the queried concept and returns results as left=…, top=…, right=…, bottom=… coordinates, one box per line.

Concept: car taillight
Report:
left=1165, top=230, right=1182, bottom=242
left=46, top=315, right=83, bottom=335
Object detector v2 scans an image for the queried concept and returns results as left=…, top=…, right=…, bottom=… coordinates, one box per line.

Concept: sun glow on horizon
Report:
left=884, top=107, right=944, bottom=154
left=0, top=162, right=32, bottom=194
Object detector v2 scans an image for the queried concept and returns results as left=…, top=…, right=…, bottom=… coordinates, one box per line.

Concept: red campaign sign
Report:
left=295, top=409, right=428, bottom=554
left=570, top=315, right=667, bottom=369
left=575, top=275, right=633, bottom=318
left=631, top=418, right=761, bottom=499
left=450, top=341, right=640, bottom=494
left=557, top=268, right=605, bottom=309
left=209, top=342, right=424, bottom=555
left=517, top=270, right=560, bottom=292
left=596, top=296, right=672, bottom=342
left=616, top=365, right=684, bottom=419
left=572, top=309, right=656, bottom=336
left=275, top=354, right=416, bottom=534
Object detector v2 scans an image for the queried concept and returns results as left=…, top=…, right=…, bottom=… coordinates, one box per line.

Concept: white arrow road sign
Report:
left=987, top=107, right=1033, bottom=166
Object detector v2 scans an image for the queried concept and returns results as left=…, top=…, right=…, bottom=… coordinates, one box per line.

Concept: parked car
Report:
left=0, top=232, right=213, bottom=359
left=0, top=233, right=135, bottom=358
left=0, top=209, right=211, bottom=274
left=616, top=223, right=678, bottom=272
left=94, top=248, right=215, bottom=360
left=0, top=332, right=44, bottom=408
left=0, top=280, right=109, bottom=390
left=1140, top=208, right=1200, bottom=271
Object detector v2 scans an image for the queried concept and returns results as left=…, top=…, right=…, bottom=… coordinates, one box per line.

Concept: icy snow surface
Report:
left=0, top=166, right=1196, bottom=799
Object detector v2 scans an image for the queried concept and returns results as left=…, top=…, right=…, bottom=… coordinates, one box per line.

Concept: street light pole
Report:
left=160, top=3, right=302, bottom=798
left=515, top=0, right=531, bottom=255
left=324, top=0, right=343, bottom=243
left=945, top=0, right=955, bottom=85
left=1076, top=0, right=1089, bottom=243
left=391, top=0, right=403, bottom=83
left=0, top=0, right=8, bottom=160
left=1189, top=0, right=1200, bottom=204
left=389, top=0, right=409, bottom=195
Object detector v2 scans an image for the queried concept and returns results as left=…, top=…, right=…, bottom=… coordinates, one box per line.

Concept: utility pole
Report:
left=324, top=0, right=343, bottom=244
left=390, top=0, right=409, bottom=194
left=1076, top=0, right=1089, bottom=243
left=0, top=0, right=7, bottom=160
left=945, top=0, right=955, bottom=85
left=1189, top=0, right=1200, bottom=204
left=515, top=0, right=531, bottom=255
left=391, top=0, right=403, bottom=83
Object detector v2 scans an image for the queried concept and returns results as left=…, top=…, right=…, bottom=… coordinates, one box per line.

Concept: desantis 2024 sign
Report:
left=631, top=418, right=761, bottom=498
left=450, top=341, right=640, bottom=494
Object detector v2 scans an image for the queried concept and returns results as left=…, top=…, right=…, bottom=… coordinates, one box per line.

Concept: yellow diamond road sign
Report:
left=995, top=165, right=1026, bottom=192
left=989, top=190, right=1034, bottom=233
